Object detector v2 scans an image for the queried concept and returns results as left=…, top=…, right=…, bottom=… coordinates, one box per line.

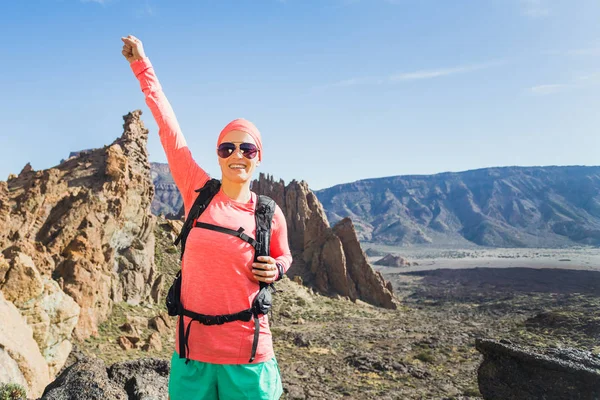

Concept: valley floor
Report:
left=369, top=245, right=600, bottom=273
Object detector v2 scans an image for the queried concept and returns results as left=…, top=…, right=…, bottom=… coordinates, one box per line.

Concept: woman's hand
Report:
left=121, top=35, right=146, bottom=63
left=252, top=256, right=279, bottom=284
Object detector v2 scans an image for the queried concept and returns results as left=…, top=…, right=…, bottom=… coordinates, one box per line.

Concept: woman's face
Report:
left=217, top=129, right=260, bottom=184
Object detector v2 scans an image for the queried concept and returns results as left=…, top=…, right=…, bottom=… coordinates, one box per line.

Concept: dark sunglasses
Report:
left=217, top=142, right=259, bottom=160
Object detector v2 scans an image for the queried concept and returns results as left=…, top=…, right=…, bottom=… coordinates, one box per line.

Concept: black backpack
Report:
left=165, top=179, right=278, bottom=363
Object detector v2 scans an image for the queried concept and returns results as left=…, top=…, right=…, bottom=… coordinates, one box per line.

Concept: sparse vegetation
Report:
left=0, top=383, right=26, bottom=400
left=415, top=350, right=435, bottom=363
left=463, top=386, right=481, bottom=397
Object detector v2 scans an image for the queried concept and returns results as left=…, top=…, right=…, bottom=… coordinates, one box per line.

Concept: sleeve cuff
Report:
left=130, top=57, right=153, bottom=77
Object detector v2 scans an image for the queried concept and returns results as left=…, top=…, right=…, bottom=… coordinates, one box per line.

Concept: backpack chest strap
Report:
left=194, top=222, right=258, bottom=248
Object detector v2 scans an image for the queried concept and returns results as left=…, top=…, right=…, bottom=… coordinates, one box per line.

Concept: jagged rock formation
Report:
left=0, top=111, right=158, bottom=394
left=476, top=338, right=600, bottom=400
left=41, top=358, right=169, bottom=400
left=150, top=162, right=182, bottom=216
left=252, top=173, right=396, bottom=309
left=317, top=166, right=600, bottom=247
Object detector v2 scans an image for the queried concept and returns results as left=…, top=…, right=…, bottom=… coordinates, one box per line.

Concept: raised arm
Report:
left=121, top=35, right=209, bottom=213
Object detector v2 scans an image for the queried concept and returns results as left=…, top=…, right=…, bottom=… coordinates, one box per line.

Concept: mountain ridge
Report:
left=316, top=165, right=600, bottom=248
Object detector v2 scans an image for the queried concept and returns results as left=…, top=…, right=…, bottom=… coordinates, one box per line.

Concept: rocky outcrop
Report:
left=333, top=218, right=396, bottom=307
left=0, top=111, right=158, bottom=390
left=476, top=338, right=600, bottom=400
left=252, top=174, right=396, bottom=309
left=1, top=247, right=81, bottom=378
left=41, top=357, right=169, bottom=400
left=0, top=291, right=50, bottom=398
left=374, top=254, right=415, bottom=267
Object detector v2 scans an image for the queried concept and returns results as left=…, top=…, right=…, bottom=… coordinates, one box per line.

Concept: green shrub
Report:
left=463, top=386, right=481, bottom=396
left=0, top=383, right=27, bottom=400
left=415, top=350, right=435, bottom=363
left=165, top=246, right=178, bottom=254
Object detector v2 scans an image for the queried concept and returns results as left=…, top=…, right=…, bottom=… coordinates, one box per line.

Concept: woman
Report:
left=121, top=35, right=292, bottom=400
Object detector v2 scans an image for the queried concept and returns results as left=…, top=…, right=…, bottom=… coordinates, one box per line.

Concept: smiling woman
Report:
left=122, top=35, right=292, bottom=400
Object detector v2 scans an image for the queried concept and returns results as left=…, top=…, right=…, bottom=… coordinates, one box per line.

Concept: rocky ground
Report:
left=72, top=222, right=600, bottom=399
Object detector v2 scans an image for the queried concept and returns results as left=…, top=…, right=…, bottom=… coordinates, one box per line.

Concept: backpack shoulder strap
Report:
left=174, top=179, right=221, bottom=260
left=253, top=194, right=276, bottom=261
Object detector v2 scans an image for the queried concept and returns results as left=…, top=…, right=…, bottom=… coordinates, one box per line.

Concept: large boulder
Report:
left=0, top=291, right=50, bottom=398
left=374, top=254, right=412, bottom=267
left=108, top=358, right=170, bottom=400
left=1, top=246, right=81, bottom=377
left=41, top=358, right=127, bottom=400
left=476, top=338, right=600, bottom=400
left=41, top=357, right=170, bottom=400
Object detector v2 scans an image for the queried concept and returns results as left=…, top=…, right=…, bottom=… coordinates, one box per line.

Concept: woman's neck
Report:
left=221, top=178, right=252, bottom=203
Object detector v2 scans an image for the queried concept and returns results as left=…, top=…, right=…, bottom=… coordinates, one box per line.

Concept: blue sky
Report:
left=1, top=0, right=598, bottom=190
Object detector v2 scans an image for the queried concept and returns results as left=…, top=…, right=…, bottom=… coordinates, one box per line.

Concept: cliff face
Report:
left=317, top=166, right=600, bottom=247
left=252, top=173, right=396, bottom=309
left=0, top=110, right=158, bottom=395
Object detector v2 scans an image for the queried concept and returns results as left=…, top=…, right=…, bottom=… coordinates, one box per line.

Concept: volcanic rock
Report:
left=41, top=357, right=169, bottom=400
left=476, top=338, right=600, bottom=399
left=0, top=110, right=156, bottom=342
left=374, top=254, right=412, bottom=267
left=252, top=173, right=396, bottom=309
left=0, top=291, right=50, bottom=398
left=41, top=358, right=127, bottom=400
left=141, top=332, right=163, bottom=352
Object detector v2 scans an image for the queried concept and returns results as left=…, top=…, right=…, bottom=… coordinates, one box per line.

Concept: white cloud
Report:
left=528, top=84, right=570, bottom=95
left=81, top=0, right=107, bottom=4
left=527, top=72, right=600, bottom=95
left=318, top=61, right=502, bottom=89
left=520, top=0, right=550, bottom=18
left=389, top=62, right=500, bottom=82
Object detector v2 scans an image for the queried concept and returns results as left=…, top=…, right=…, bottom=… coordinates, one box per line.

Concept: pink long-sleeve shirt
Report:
left=131, top=57, right=293, bottom=364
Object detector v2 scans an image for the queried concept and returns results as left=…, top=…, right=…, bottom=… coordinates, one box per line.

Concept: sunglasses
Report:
left=217, top=142, right=259, bottom=160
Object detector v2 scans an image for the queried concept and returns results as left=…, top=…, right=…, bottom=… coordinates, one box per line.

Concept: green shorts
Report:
left=168, top=352, right=283, bottom=400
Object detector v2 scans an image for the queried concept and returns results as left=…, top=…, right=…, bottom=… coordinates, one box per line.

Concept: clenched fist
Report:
left=121, top=35, right=146, bottom=63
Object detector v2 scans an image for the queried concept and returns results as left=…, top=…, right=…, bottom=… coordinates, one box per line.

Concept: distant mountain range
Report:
left=316, top=166, right=600, bottom=248
left=150, top=162, right=182, bottom=216
left=150, top=164, right=600, bottom=248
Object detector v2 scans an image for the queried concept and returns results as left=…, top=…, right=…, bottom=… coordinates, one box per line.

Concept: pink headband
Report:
left=217, top=119, right=263, bottom=161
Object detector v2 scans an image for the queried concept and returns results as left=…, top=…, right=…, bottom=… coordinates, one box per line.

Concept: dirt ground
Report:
left=76, top=226, right=600, bottom=399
